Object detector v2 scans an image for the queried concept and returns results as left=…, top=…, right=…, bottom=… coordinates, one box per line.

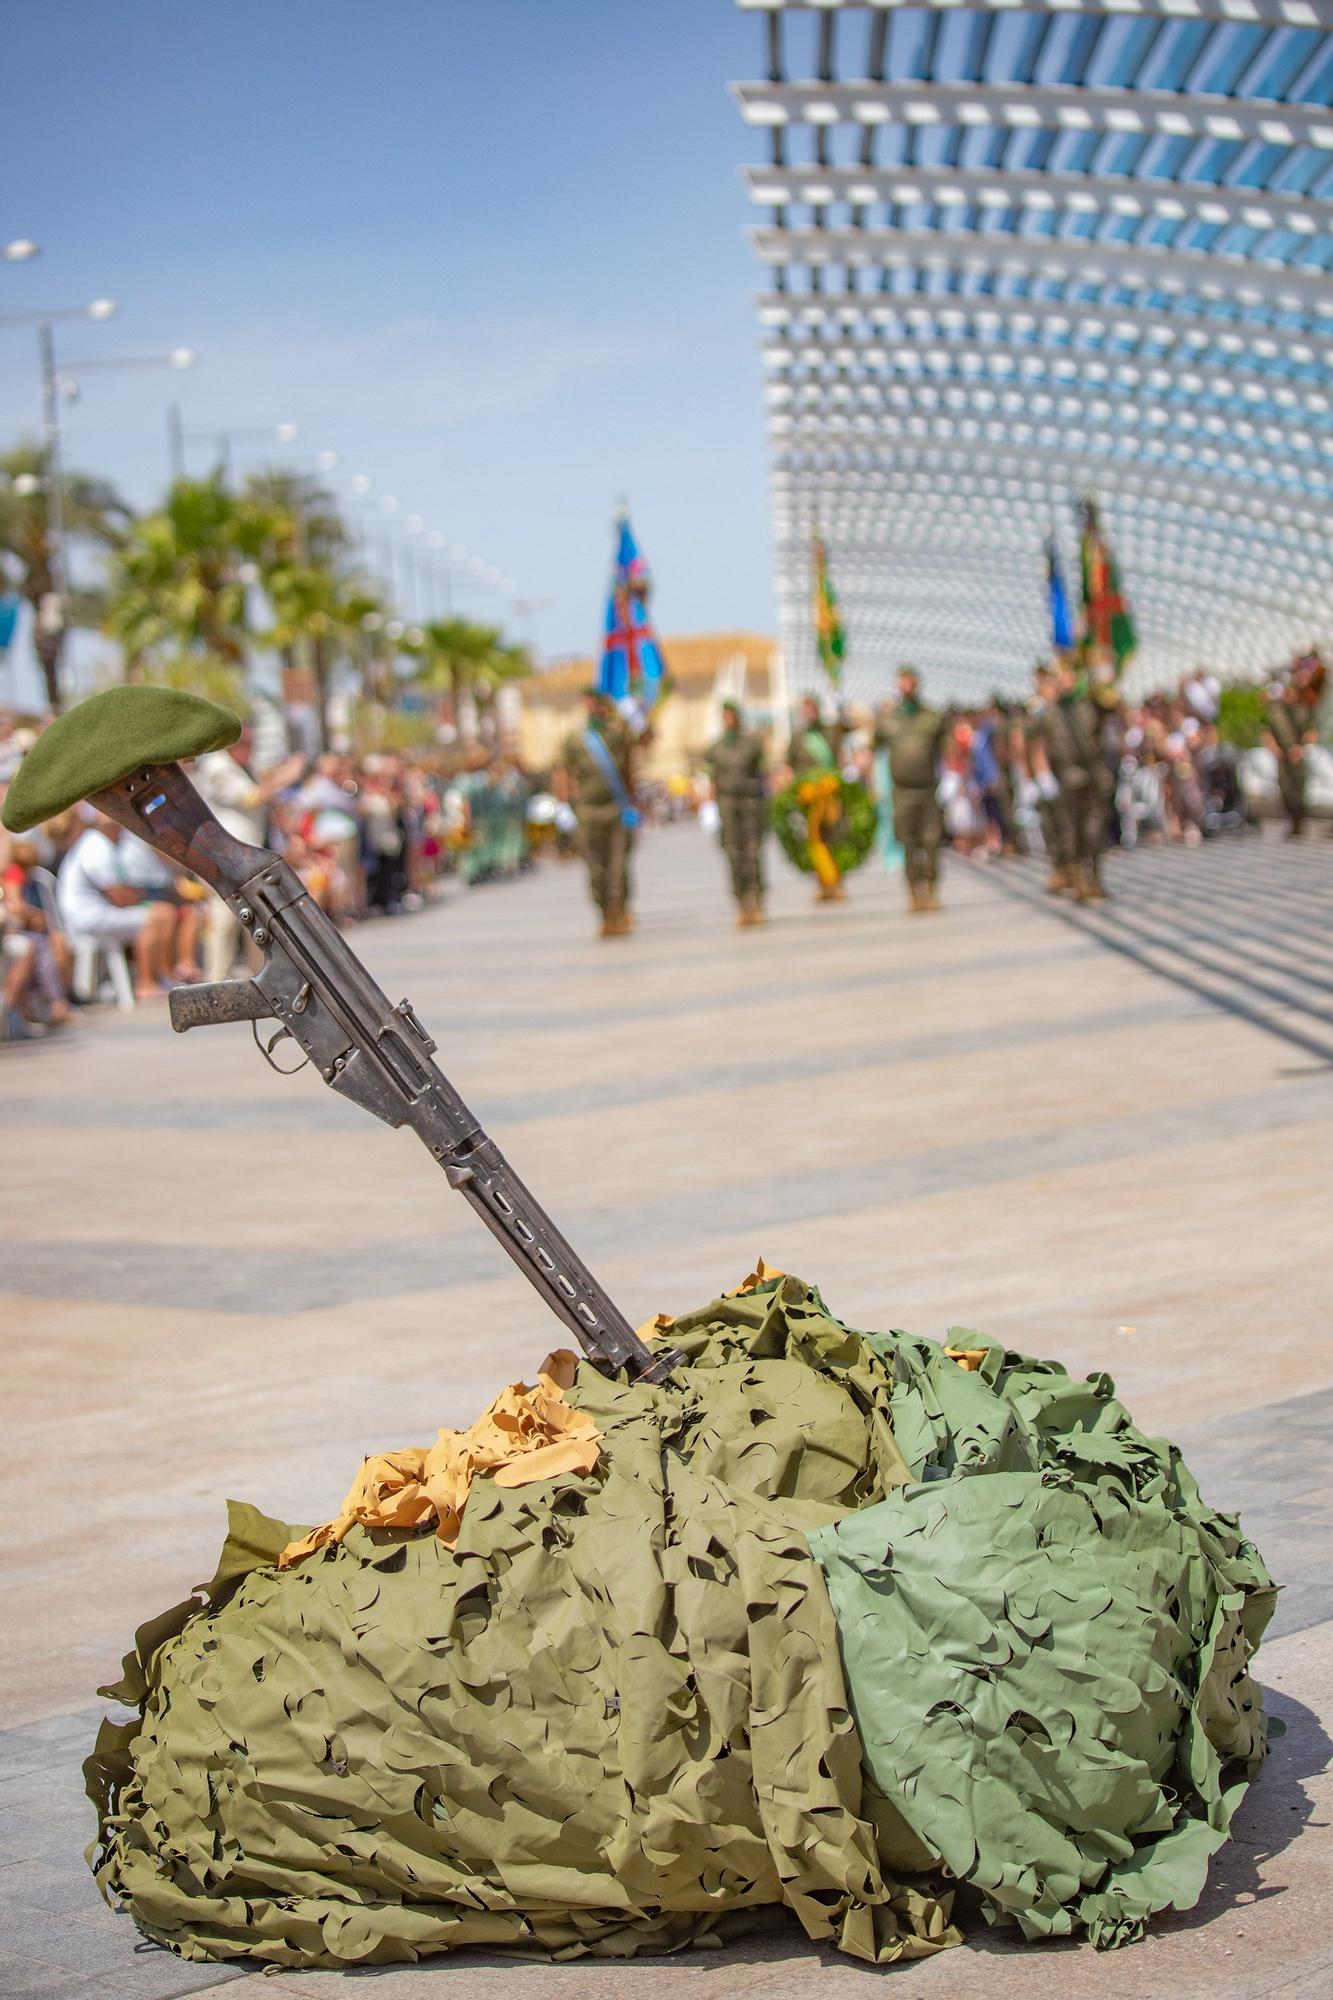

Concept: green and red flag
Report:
left=812, top=532, right=846, bottom=685
left=1078, top=496, right=1136, bottom=672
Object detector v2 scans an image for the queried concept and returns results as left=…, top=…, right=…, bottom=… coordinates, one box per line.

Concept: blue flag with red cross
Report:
left=597, top=508, right=667, bottom=708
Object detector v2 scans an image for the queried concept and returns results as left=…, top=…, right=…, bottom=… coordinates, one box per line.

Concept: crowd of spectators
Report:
left=826, top=652, right=1327, bottom=861
left=0, top=712, right=539, bottom=1041
left=922, top=674, right=1252, bottom=858
left=4, top=651, right=1326, bottom=1040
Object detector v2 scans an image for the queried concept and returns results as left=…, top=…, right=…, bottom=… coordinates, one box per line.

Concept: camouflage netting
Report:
left=86, top=1274, right=1275, bottom=1970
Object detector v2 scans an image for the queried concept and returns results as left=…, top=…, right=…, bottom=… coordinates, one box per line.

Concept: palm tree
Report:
left=0, top=441, right=131, bottom=709
left=246, top=467, right=376, bottom=744
left=103, top=476, right=283, bottom=674
left=406, top=617, right=530, bottom=717
left=263, top=559, right=356, bottom=740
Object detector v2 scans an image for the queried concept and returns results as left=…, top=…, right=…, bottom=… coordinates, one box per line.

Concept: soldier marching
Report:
left=702, top=697, right=768, bottom=926
left=874, top=668, right=948, bottom=914
left=555, top=686, right=641, bottom=938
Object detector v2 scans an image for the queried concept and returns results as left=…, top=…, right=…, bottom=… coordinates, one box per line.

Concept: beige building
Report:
left=517, top=631, right=781, bottom=780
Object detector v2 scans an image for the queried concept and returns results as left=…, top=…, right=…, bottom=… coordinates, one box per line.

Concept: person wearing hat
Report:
left=702, top=697, right=768, bottom=926
left=874, top=667, right=948, bottom=912
left=555, top=687, right=640, bottom=937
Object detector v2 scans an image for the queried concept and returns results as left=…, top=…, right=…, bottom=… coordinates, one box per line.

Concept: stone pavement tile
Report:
left=0, top=990, right=1206, bottom=1138
left=6, top=1064, right=1330, bottom=1316
left=1171, top=1386, right=1333, bottom=1640
left=661, top=1117, right=1333, bottom=1437
left=0, top=1957, right=106, bottom=2000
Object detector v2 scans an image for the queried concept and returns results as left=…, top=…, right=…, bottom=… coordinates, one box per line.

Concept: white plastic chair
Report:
left=38, top=864, right=136, bottom=1011
left=70, top=933, right=136, bottom=1010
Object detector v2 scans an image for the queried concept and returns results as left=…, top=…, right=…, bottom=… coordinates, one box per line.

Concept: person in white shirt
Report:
left=57, top=812, right=177, bottom=1000
left=192, top=734, right=304, bottom=980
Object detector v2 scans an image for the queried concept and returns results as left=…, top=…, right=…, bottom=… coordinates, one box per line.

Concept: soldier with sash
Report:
left=556, top=688, right=640, bottom=937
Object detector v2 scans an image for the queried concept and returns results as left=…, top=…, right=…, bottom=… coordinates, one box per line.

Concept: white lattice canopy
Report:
left=732, top=0, right=1333, bottom=702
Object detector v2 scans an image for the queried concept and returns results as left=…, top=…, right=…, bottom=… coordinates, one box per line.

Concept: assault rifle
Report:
left=88, top=757, right=680, bottom=1384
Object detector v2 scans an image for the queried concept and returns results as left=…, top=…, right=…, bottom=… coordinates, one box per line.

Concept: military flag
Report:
left=1078, top=496, right=1136, bottom=670
left=812, top=532, right=845, bottom=685
left=1046, top=538, right=1074, bottom=652
left=597, top=507, right=666, bottom=708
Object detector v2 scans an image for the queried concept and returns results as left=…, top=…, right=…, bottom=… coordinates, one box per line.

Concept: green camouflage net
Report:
left=85, top=1275, right=1274, bottom=1971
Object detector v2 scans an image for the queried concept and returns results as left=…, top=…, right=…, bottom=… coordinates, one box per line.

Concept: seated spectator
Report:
left=117, top=831, right=207, bottom=977
left=2, top=839, right=73, bottom=1034
left=57, top=809, right=182, bottom=1001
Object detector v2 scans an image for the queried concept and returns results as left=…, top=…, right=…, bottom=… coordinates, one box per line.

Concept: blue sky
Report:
left=1, top=0, right=769, bottom=687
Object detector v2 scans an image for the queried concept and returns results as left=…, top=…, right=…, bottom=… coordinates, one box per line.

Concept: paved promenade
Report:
left=2, top=825, right=1330, bottom=1999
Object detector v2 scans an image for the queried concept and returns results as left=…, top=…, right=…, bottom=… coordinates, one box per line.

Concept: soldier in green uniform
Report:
left=1030, top=661, right=1114, bottom=901
left=787, top=696, right=847, bottom=902
left=1263, top=670, right=1318, bottom=838
left=556, top=688, right=638, bottom=937
left=1025, top=662, right=1073, bottom=893
left=703, top=697, right=768, bottom=926
left=874, top=667, right=947, bottom=912
left=788, top=695, right=840, bottom=778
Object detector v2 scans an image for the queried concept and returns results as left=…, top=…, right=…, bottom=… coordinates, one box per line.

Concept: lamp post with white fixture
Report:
left=0, top=297, right=118, bottom=705
left=57, top=346, right=196, bottom=405
left=166, top=412, right=299, bottom=484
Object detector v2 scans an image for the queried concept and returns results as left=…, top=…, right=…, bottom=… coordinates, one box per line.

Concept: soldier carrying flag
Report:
left=554, top=507, right=667, bottom=938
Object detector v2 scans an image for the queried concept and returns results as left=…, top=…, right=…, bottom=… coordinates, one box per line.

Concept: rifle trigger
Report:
left=251, top=1017, right=310, bottom=1077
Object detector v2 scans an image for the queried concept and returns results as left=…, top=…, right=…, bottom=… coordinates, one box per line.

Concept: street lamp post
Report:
left=47, top=345, right=198, bottom=703
left=167, top=414, right=298, bottom=484
left=36, top=320, right=67, bottom=647
left=59, top=346, right=196, bottom=403
left=0, top=297, right=117, bottom=705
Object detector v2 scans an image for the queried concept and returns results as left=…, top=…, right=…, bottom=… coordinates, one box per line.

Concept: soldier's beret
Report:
left=1, top=685, right=242, bottom=833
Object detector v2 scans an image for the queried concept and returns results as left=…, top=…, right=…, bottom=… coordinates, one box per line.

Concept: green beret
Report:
left=0, top=686, right=242, bottom=833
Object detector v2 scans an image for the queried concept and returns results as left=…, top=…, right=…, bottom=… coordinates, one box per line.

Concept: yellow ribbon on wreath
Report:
left=796, top=771, right=843, bottom=891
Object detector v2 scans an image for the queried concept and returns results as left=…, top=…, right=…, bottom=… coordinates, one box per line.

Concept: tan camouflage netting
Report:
left=86, top=1272, right=1273, bottom=1970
